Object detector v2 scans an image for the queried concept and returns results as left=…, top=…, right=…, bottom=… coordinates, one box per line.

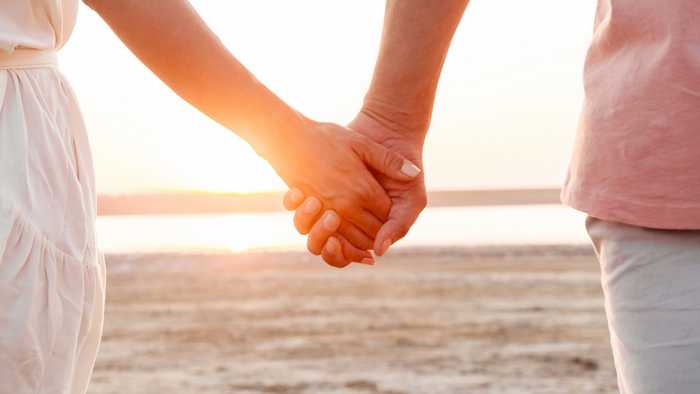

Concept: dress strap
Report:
left=0, top=48, right=57, bottom=69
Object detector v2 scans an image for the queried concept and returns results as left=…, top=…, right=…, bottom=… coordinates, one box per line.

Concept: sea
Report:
left=95, top=204, right=590, bottom=254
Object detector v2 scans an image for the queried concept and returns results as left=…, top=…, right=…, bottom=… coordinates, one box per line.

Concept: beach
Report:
left=90, top=246, right=617, bottom=394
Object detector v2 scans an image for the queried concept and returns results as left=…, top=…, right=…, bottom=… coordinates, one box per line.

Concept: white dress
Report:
left=0, top=1, right=106, bottom=393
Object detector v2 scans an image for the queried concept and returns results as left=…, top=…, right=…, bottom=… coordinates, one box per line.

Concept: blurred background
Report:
left=62, top=0, right=598, bottom=254
left=64, top=1, right=619, bottom=393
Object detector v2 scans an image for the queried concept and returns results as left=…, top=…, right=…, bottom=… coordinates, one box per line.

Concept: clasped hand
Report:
left=271, top=112, right=427, bottom=268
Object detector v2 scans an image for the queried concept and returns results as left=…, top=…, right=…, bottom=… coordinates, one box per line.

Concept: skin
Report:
left=83, top=0, right=421, bottom=243
left=286, top=0, right=469, bottom=267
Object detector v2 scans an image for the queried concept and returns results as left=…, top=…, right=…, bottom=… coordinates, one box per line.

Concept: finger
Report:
left=337, top=220, right=373, bottom=251
left=342, top=208, right=384, bottom=239
left=321, top=237, right=352, bottom=268
left=293, top=196, right=322, bottom=235
left=374, top=219, right=402, bottom=257
left=374, top=215, right=417, bottom=256
left=308, top=215, right=373, bottom=263
left=363, top=178, right=392, bottom=221
left=356, top=138, right=421, bottom=181
left=307, top=210, right=341, bottom=255
left=374, top=199, right=425, bottom=256
left=338, top=237, right=374, bottom=265
left=283, top=188, right=305, bottom=210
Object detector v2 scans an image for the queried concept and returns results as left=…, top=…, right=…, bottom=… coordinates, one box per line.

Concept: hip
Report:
left=0, top=56, right=96, bottom=260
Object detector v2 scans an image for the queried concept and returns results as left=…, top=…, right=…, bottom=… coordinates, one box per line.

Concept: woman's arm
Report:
left=84, top=0, right=420, bottom=240
left=84, top=0, right=293, bottom=154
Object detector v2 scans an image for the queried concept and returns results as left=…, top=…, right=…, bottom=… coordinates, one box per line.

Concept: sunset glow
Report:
left=161, top=135, right=284, bottom=194
left=61, top=1, right=596, bottom=194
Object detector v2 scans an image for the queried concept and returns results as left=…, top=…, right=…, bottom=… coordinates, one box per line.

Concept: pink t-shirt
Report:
left=561, top=0, right=700, bottom=229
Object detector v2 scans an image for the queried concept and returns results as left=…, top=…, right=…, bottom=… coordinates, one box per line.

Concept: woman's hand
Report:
left=283, top=191, right=380, bottom=268
left=266, top=115, right=421, bottom=245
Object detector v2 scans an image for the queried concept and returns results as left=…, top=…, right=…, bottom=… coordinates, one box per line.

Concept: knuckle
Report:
left=376, top=195, right=391, bottom=218
left=364, top=181, right=381, bottom=199
left=317, top=189, right=335, bottom=202
left=349, top=131, right=366, bottom=143
left=334, top=199, right=355, bottom=216
left=320, top=191, right=346, bottom=210
left=306, top=195, right=322, bottom=211
left=383, top=151, right=402, bottom=170
left=339, top=224, right=372, bottom=250
left=349, top=134, right=364, bottom=149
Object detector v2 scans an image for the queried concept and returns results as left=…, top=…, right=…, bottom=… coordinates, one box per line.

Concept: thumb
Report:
left=373, top=219, right=407, bottom=257
left=358, top=139, right=421, bottom=181
left=373, top=202, right=423, bottom=256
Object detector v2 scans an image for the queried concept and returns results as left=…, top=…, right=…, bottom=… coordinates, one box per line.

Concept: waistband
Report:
left=0, top=48, right=58, bottom=70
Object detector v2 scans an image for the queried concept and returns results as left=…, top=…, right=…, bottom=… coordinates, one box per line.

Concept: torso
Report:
left=0, top=0, right=78, bottom=52
left=562, top=0, right=700, bottom=229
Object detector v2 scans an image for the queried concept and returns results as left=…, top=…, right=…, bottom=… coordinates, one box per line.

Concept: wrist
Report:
left=361, top=96, right=431, bottom=140
left=248, top=105, right=309, bottom=172
left=352, top=107, right=427, bottom=152
left=348, top=111, right=425, bottom=170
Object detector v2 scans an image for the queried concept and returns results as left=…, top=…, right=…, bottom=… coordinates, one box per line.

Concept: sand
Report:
left=90, top=246, right=618, bottom=394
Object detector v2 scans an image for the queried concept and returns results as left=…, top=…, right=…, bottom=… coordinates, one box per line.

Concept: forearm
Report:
left=85, top=0, right=301, bottom=158
left=363, top=0, right=468, bottom=139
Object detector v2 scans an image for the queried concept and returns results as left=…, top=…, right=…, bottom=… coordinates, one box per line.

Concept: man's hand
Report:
left=284, top=111, right=427, bottom=267
left=349, top=111, right=427, bottom=255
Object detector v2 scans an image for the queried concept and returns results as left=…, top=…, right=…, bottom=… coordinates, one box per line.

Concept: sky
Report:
left=61, top=1, right=597, bottom=195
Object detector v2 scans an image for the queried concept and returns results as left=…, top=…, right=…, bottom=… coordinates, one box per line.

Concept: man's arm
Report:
left=359, top=0, right=468, bottom=255
left=362, top=0, right=469, bottom=141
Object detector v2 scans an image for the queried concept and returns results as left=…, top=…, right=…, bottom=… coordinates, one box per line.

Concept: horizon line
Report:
left=97, top=188, right=562, bottom=216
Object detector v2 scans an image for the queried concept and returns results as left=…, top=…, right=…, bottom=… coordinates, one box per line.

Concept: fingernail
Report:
left=380, top=239, right=392, bottom=255
left=323, top=211, right=339, bottom=230
left=400, top=160, right=421, bottom=177
left=326, top=238, right=338, bottom=253
left=289, top=188, right=303, bottom=202
left=303, top=198, right=320, bottom=214
left=360, top=258, right=375, bottom=265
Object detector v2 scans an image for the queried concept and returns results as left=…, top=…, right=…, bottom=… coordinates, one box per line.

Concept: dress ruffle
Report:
left=0, top=197, right=105, bottom=394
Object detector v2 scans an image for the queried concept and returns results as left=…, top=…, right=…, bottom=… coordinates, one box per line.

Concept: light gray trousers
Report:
left=586, top=215, right=700, bottom=394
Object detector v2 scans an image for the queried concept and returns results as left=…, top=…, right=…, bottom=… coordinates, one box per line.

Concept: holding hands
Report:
left=277, top=0, right=466, bottom=267
left=268, top=114, right=422, bottom=266
left=283, top=111, right=427, bottom=268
